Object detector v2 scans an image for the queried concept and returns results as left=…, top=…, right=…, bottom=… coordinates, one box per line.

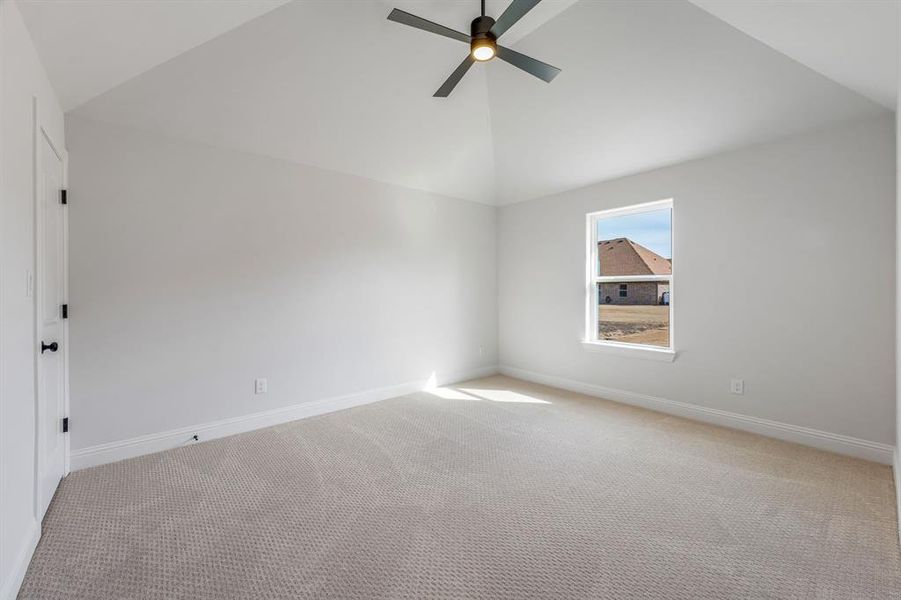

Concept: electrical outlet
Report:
left=479, top=345, right=484, bottom=357
left=254, top=378, right=267, bottom=395
left=730, top=378, right=744, bottom=395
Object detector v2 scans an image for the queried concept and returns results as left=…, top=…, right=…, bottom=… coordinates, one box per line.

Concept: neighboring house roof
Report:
left=598, top=238, right=672, bottom=276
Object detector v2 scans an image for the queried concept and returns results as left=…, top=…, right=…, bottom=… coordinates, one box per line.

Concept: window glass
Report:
left=597, top=283, right=670, bottom=347
left=597, top=208, right=671, bottom=277
left=589, top=201, right=672, bottom=350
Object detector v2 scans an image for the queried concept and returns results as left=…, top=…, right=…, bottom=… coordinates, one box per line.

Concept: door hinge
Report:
left=61, top=304, right=68, bottom=319
left=62, top=417, right=69, bottom=433
left=60, top=189, right=67, bottom=205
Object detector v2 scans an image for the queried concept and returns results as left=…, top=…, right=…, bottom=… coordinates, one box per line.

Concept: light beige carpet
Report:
left=19, top=375, right=901, bottom=599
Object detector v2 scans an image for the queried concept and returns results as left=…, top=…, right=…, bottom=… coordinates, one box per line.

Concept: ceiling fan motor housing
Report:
left=386, top=2, right=561, bottom=96
left=470, top=15, right=497, bottom=59
left=471, top=15, right=496, bottom=39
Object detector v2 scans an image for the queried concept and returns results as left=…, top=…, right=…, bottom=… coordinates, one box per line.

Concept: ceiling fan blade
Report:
left=496, top=45, right=560, bottom=83
left=387, top=8, right=471, bottom=44
left=434, top=55, right=477, bottom=97
left=490, top=0, right=542, bottom=39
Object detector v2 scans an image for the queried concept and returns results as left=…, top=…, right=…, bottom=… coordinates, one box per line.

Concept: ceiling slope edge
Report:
left=66, top=113, right=497, bottom=207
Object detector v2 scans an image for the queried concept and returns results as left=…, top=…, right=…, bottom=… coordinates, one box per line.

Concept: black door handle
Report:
left=41, top=341, right=58, bottom=354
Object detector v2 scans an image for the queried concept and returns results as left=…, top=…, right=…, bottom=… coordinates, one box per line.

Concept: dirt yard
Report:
left=599, top=305, right=669, bottom=347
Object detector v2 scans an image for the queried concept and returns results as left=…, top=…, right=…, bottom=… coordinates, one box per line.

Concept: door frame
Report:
left=32, top=95, right=69, bottom=522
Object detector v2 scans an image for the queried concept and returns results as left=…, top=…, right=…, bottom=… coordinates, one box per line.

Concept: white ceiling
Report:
left=689, top=0, right=898, bottom=110
left=487, top=0, right=887, bottom=203
left=20, top=0, right=892, bottom=205
left=17, top=0, right=291, bottom=110
left=69, top=0, right=503, bottom=203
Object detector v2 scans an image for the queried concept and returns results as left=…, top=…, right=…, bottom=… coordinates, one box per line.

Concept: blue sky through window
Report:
left=597, top=208, right=671, bottom=259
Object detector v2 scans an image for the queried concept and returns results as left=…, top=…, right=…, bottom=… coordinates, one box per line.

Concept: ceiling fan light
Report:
left=472, top=39, right=496, bottom=61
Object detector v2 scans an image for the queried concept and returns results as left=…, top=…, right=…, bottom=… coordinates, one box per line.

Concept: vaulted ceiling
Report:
left=17, top=0, right=292, bottom=110
left=689, top=0, right=898, bottom=110
left=19, top=0, right=893, bottom=205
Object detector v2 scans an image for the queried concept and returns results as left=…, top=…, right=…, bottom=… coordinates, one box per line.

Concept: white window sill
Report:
left=581, top=340, right=676, bottom=362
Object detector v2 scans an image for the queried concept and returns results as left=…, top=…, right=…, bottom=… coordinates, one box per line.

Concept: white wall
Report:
left=0, top=1, right=66, bottom=597
left=499, top=115, right=895, bottom=449
left=65, top=116, right=498, bottom=454
left=895, top=25, right=901, bottom=539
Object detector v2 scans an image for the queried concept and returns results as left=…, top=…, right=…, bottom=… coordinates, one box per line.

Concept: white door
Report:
left=36, top=132, right=66, bottom=519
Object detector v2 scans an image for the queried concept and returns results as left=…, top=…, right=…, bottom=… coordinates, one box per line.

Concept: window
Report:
left=586, top=199, right=673, bottom=355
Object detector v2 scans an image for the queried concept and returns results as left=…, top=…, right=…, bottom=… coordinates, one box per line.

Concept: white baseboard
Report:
left=499, top=365, right=894, bottom=465
left=0, top=519, right=39, bottom=600
left=71, top=365, right=498, bottom=471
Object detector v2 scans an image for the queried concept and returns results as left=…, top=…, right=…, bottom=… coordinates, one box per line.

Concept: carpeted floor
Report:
left=18, top=375, right=901, bottom=599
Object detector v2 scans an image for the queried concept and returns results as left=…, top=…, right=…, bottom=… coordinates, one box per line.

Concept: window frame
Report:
left=584, top=199, right=675, bottom=360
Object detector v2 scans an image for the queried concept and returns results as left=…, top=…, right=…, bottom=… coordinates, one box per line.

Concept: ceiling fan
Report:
left=387, top=0, right=561, bottom=97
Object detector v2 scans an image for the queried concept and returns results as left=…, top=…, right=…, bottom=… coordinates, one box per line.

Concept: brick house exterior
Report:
left=599, top=281, right=669, bottom=305
left=598, top=238, right=671, bottom=305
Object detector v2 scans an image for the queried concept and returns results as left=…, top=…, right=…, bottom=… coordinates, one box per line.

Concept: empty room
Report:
left=2, top=0, right=900, bottom=597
